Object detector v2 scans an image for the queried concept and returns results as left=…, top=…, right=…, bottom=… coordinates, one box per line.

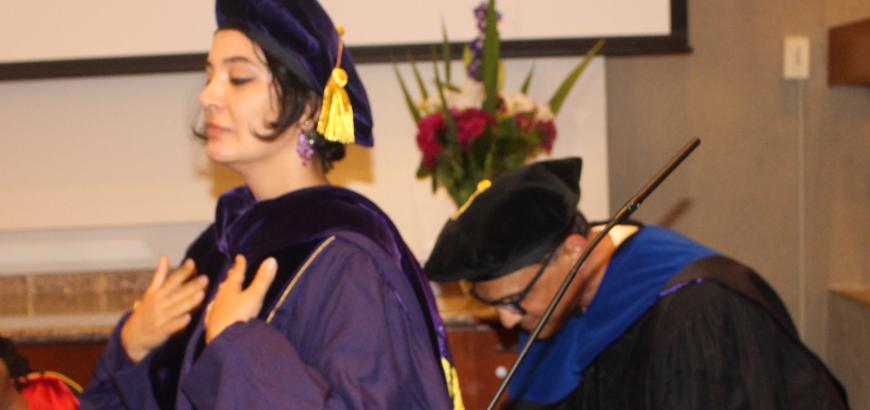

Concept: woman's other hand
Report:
left=121, top=256, right=208, bottom=363
left=204, top=255, right=277, bottom=344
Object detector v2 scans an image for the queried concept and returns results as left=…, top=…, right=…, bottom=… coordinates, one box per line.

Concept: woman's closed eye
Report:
left=230, top=76, right=254, bottom=86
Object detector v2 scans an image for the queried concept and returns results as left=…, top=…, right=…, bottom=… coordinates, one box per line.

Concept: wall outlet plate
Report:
left=783, top=36, right=810, bottom=80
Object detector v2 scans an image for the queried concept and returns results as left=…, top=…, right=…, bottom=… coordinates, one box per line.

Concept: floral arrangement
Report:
left=395, top=0, right=604, bottom=207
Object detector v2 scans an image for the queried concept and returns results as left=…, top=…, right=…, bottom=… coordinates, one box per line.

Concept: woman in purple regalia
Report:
left=80, top=0, right=462, bottom=408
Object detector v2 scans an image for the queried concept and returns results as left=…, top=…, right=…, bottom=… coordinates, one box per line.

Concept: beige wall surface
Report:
left=606, top=0, right=870, bottom=359
left=0, top=57, right=610, bottom=272
left=3, top=0, right=668, bottom=63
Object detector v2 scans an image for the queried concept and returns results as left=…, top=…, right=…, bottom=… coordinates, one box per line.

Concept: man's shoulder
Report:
left=645, top=255, right=797, bottom=342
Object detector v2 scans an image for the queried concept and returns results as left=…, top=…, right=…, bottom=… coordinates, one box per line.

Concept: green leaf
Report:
left=548, top=39, right=605, bottom=115
left=481, top=0, right=500, bottom=112
left=392, top=60, right=421, bottom=123
left=417, top=162, right=432, bottom=178
left=483, top=147, right=495, bottom=179
left=465, top=150, right=479, bottom=186
left=441, top=20, right=452, bottom=84
left=408, top=53, right=429, bottom=101
left=429, top=47, right=444, bottom=94
left=436, top=161, right=453, bottom=195
left=431, top=48, right=456, bottom=133
left=520, top=64, right=535, bottom=94
left=498, top=61, right=505, bottom=93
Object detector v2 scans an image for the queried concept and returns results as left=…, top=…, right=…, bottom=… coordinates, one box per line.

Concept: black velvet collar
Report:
left=213, top=185, right=402, bottom=263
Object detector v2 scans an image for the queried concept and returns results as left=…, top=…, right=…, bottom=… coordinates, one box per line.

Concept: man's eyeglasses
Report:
left=469, top=251, right=555, bottom=315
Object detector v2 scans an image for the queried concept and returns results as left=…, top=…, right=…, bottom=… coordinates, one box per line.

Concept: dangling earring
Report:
left=296, top=131, right=315, bottom=165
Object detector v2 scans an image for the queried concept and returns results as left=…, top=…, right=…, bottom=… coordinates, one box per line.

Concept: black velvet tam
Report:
left=215, top=0, right=373, bottom=147
left=425, top=158, right=582, bottom=282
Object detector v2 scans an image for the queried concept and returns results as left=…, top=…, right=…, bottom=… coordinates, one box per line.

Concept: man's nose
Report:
left=496, top=307, right=523, bottom=329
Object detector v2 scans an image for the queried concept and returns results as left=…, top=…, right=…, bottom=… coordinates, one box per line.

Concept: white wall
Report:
left=2, top=0, right=669, bottom=62
left=1, top=0, right=622, bottom=274
left=0, top=56, right=607, bottom=273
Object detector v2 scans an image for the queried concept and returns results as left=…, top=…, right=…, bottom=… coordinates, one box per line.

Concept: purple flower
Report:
left=473, top=2, right=502, bottom=32
left=467, top=60, right=483, bottom=81
left=467, top=2, right=501, bottom=81
left=474, top=3, right=487, bottom=30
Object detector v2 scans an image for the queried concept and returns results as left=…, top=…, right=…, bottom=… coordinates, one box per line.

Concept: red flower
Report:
left=536, top=120, right=557, bottom=153
left=416, top=112, right=445, bottom=167
left=514, top=113, right=534, bottom=132
left=455, top=108, right=494, bottom=149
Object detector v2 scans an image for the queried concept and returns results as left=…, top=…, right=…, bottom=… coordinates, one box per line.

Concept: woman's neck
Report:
left=245, top=168, right=329, bottom=201
left=235, top=154, right=329, bottom=201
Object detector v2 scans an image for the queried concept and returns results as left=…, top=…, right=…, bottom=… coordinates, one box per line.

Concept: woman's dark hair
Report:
left=260, top=51, right=346, bottom=172
left=0, top=337, right=30, bottom=390
left=195, top=32, right=346, bottom=172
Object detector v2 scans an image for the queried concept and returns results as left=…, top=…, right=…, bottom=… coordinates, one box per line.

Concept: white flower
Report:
left=501, top=92, right=536, bottom=116
left=416, top=79, right=485, bottom=116
left=534, top=103, right=555, bottom=122
left=416, top=97, right=440, bottom=116
left=445, top=79, right=484, bottom=110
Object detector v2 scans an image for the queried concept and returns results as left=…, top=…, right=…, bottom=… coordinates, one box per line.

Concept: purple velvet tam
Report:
left=215, top=0, right=374, bottom=147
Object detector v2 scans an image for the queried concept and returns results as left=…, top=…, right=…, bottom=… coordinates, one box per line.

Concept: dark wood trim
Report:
left=828, top=17, right=870, bottom=86
left=0, top=54, right=207, bottom=81
left=0, top=0, right=689, bottom=81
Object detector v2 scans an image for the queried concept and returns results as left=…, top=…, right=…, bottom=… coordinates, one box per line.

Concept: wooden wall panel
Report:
left=829, top=18, right=870, bottom=85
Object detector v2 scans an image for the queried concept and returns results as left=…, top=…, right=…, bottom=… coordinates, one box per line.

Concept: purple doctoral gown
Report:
left=81, top=185, right=459, bottom=409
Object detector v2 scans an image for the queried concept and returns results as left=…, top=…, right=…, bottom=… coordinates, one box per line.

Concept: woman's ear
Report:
left=304, top=97, right=321, bottom=130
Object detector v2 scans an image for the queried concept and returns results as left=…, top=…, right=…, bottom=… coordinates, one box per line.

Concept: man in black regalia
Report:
left=424, top=157, right=849, bottom=409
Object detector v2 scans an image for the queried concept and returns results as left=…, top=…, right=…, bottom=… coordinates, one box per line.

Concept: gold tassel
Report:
left=451, top=179, right=492, bottom=220
left=317, top=24, right=355, bottom=144
left=440, top=357, right=466, bottom=410
left=317, top=67, right=354, bottom=143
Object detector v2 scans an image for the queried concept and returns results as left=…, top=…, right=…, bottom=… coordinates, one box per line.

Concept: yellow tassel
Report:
left=440, top=357, right=466, bottom=410
left=316, top=23, right=355, bottom=144
left=317, top=67, right=355, bottom=144
left=451, top=179, right=492, bottom=220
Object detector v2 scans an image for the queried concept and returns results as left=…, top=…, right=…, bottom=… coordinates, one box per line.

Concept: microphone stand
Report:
left=485, top=137, right=701, bottom=410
